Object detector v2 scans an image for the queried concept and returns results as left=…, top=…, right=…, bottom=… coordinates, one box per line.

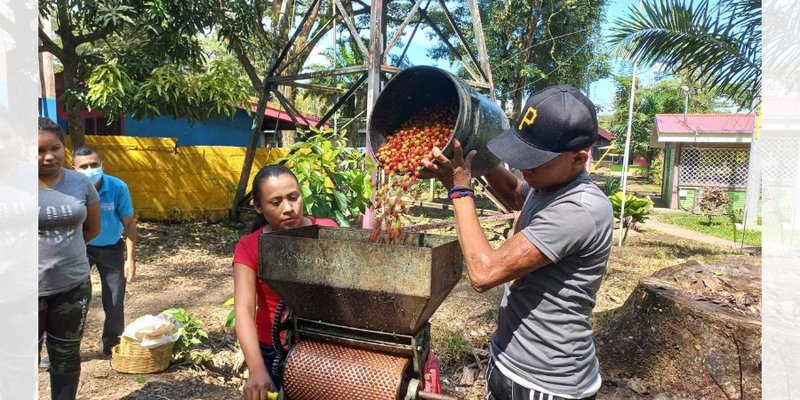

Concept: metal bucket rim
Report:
left=368, top=66, right=467, bottom=155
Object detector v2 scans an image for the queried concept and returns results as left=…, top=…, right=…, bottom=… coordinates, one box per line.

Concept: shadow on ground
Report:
left=118, top=378, right=238, bottom=399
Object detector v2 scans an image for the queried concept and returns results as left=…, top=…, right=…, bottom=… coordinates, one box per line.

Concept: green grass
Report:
left=657, top=213, right=762, bottom=247
left=432, top=328, right=472, bottom=368
left=610, top=165, right=649, bottom=174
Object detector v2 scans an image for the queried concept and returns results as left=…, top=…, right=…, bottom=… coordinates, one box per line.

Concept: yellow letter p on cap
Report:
left=518, top=107, right=538, bottom=131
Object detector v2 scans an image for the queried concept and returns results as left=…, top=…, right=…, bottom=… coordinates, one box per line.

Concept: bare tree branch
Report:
left=229, top=33, right=262, bottom=89
left=214, top=1, right=261, bottom=89
left=73, top=25, right=114, bottom=45
left=38, top=26, right=65, bottom=60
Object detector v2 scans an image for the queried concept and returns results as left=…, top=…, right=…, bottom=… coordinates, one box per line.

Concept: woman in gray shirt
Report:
left=38, top=118, right=100, bottom=400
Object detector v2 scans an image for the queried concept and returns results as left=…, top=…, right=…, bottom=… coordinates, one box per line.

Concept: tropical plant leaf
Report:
left=610, top=0, right=760, bottom=108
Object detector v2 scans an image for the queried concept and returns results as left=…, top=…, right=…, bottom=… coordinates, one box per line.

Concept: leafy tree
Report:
left=38, top=0, right=249, bottom=146
left=83, top=58, right=252, bottom=123
left=425, top=0, right=610, bottom=116
left=609, top=0, right=761, bottom=108
left=605, top=75, right=718, bottom=157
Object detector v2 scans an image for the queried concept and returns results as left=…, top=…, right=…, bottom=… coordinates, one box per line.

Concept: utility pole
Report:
left=618, top=0, right=643, bottom=246
left=681, top=85, right=690, bottom=120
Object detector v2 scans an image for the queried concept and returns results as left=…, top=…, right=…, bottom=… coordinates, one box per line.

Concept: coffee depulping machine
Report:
left=259, top=225, right=463, bottom=400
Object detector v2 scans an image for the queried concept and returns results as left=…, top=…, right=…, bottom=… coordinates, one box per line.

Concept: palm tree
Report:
left=610, top=0, right=761, bottom=108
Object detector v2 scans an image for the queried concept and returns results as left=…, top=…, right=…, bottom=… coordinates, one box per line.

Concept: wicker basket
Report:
left=110, top=336, right=173, bottom=374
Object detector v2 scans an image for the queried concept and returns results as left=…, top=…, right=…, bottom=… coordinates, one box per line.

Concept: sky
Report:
left=588, top=0, right=661, bottom=114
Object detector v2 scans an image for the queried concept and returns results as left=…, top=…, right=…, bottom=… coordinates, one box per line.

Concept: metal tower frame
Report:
left=232, top=0, right=496, bottom=224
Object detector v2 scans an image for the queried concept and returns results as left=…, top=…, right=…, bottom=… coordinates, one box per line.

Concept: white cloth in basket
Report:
left=122, top=314, right=181, bottom=349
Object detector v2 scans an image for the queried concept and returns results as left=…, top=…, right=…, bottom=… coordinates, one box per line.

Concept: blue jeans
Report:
left=260, top=342, right=281, bottom=387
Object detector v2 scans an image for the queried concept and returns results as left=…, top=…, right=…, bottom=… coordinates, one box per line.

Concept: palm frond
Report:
left=610, top=0, right=761, bottom=108
left=760, top=0, right=800, bottom=96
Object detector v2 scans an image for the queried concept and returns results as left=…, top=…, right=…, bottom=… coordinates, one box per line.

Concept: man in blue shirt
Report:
left=72, top=146, right=137, bottom=357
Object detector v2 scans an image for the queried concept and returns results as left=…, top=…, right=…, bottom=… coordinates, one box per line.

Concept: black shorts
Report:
left=486, top=356, right=597, bottom=400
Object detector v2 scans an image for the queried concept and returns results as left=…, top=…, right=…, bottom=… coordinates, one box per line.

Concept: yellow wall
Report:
left=67, top=136, right=287, bottom=221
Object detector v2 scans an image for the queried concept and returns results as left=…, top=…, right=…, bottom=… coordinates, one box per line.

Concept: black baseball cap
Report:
left=488, top=85, right=598, bottom=169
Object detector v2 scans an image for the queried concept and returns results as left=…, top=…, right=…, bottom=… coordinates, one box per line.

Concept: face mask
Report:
left=81, top=166, right=104, bottom=185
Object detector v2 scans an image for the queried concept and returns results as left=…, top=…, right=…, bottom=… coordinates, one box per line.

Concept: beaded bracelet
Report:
left=448, top=185, right=474, bottom=200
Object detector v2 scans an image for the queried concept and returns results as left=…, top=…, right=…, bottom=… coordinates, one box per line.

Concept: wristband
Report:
left=448, top=185, right=474, bottom=200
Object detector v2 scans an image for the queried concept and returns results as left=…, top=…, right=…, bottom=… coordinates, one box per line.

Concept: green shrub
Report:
left=433, top=329, right=472, bottom=368
left=697, top=187, right=731, bottom=224
left=649, top=150, right=663, bottom=186
left=609, top=191, right=654, bottom=243
left=222, top=297, right=235, bottom=328
left=279, top=127, right=374, bottom=227
left=601, top=176, right=621, bottom=196
left=161, top=308, right=208, bottom=353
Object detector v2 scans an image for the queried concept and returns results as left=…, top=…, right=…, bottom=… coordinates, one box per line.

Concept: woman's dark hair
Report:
left=249, top=164, right=300, bottom=233
left=38, top=117, right=64, bottom=143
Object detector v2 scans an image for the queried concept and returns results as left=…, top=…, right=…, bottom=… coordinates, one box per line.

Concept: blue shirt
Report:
left=90, top=174, right=134, bottom=247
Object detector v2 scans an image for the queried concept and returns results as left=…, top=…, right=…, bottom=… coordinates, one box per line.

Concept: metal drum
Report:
left=283, top=341, right=409, bottom=400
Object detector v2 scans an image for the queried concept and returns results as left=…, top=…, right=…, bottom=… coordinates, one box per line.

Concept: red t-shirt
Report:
left=232, top=217, right=338, bottom=345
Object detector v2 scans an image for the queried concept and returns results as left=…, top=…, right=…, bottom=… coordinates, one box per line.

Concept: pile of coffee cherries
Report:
left=368, top=101, right=457, bottom=243
left=375, top=102, right=457, bottom=177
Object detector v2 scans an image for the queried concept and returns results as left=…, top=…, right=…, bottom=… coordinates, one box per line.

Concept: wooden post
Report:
left=229, top=0, right=294, bottom=221
left=334, top=0, right=369, bottom=56
left=229, top=79, right=273, bottom=221
left=437, top=0, right=487, bottom=82
left=385, top=0, right=425, bottom=56
left=417, top=8, right=481, bottom=82
left=467, top=0, right=494, bottom=99
left=363, top=0, right=384, bottom=229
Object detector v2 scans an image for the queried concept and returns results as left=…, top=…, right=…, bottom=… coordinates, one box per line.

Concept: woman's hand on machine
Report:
left=244, top=368, right=275, bottom=400
left=420, top=139, right=476, bottom=189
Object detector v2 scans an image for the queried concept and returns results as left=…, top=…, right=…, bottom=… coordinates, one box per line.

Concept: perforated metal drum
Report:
left=283, top=340, right=410, bottom=400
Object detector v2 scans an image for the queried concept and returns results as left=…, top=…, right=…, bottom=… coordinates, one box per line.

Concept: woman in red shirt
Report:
left=232, top=165, right=336, bottom=400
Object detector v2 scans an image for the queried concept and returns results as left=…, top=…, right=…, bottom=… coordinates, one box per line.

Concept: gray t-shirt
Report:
left=38, top=169, right=100, bottom=296
left=490, top=171, right=612, bottom=398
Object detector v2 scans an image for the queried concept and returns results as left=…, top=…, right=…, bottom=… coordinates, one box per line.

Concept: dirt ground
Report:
left=37, top=214, right=751, bottom=399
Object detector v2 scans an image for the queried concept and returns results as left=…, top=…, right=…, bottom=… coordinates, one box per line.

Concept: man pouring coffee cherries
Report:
left=421, top=85, right=613, bottom=400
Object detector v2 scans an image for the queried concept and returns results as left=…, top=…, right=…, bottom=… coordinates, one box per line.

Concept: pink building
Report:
left=652, top=113, right=754, bottom=210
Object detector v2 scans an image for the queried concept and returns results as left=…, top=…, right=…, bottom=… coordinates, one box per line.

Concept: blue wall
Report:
left=123, top=108, right=254, bottom=147
left=39, top=97, right=58, bottom=122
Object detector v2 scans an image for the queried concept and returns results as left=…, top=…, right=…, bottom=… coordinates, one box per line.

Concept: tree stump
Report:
left=597, top=256, right=761, bottom=398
